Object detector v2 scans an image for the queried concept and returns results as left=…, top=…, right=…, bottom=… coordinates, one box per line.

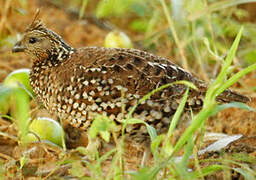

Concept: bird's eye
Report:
left=29, top=37, right=37, bottom=44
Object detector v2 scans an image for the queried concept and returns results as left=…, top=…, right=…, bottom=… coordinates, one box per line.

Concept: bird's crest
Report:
left=25, top=9, right=46, bottom=33
left=25, top=20, right=46, bottom=32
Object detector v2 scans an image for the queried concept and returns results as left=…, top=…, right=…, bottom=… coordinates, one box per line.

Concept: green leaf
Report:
left=89, top=115, right=116, bottom=142
left=244, top=50, right=256, bottom=64
left=97, top=148, right=116, bottom=165
left=131, top=167, right=156, bottom=180
left=69, top=161, right=86, bottom=178
left=167, top=88, right=189, bottom=137
left=13, top=88, right=30, bottom=144
left=122, top=118, right=157, bottom=141
left=145, top=124, right=157, bottom=141
left=190, top=165, right=224, bottom=178
left=172, top=102, right=216, bottom=156
left=151, top=134, right=165, bottom=159
left=206, top=26, right=244, bottom=102
left=180, top=135, right=193, bottom=167
left=185, top=0, right=205, bottom=14
left=99, top=131, right=111, bottom=142
left=19, top=155, right=28, bottom=169
left=74, top=146, right=88, bottom=156
left=0, top=85, right=12, bottom=99
left=210, top=102, right=256, bottom=116
left=216, top=62, right=256, bottom=97
left=127, top=80, right=197, bottom=118
left=123, top=118, right=144, bottom=125
left=232, top=168, right=255, bottom=180
left=0, top=85, right=12, bottom=115
left=79, top=0, right=88, bottom=19
left=188, top=0, right=256, bottom=21
left=130, top=19, right=148, bottom=32
left=96, top=0, right=130, bottom=18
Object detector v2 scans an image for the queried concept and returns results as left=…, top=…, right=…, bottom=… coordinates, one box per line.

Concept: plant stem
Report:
left=159, top=0, right=189, bottom=70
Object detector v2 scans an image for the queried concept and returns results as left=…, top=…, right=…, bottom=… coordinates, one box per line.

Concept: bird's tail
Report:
left=217, top=89, right=250, bottom=103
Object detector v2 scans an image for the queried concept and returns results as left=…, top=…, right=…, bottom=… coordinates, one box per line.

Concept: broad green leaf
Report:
left=210, top=102, right=256, bottom=116
left=69, top=161, right=86, bottom=178
left=89, top=115, right=116, bottom=142
left=146, top=124, right=157, bottom=141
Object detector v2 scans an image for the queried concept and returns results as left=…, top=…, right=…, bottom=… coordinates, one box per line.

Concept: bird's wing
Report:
left=65, top=47, right=249, bottom=105
left=70, top=47, right=204, bottom=99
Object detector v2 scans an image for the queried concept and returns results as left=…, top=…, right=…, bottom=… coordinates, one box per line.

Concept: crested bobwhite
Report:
left=12, top=19, right=250, bottom=143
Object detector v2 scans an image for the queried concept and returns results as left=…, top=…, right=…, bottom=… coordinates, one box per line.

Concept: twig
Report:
left=0, top=152, right=15, bottom=161
left=0, top=131, right=18, bottom=141
left=159, top=0, right=189, bottom=70
left=0, top=0, right=11, bottom=34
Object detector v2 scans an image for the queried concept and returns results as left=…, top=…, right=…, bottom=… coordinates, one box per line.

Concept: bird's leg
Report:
left=141, top=140, right=152, bottom=167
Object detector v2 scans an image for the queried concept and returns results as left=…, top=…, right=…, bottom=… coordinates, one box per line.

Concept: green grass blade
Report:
left=79, top=0, right=88, bottom=19
left=172, top=103, right=215, bottom=155
left=127, top=81, right=196, bottom=119
left=180, top=135, right=193, bottom=168
left=210, top=102, right=256, bottom=116
left=205, top=26, right=244, bottom=104
left=167, top=88, right=189, bottom=138
left=232, top=167, right=256, bottom=180
left=190, top=165, right=224, bottom=179
left=188, top=0, right=256, bottom=20
left=216, top=62, right=256, bottom=96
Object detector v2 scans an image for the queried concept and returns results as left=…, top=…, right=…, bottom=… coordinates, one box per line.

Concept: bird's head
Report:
left=12, top=19, right=73, bottom=63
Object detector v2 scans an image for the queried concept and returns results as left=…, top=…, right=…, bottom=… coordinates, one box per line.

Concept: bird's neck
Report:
left=30, top=42, right=75, bottom=96
left=32, top=42, right=75, bottom=78
left=47, top=42, right=75, bottom=66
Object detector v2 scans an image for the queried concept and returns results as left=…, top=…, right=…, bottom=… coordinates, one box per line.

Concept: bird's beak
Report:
left=12, top=41, right=26, bottom=53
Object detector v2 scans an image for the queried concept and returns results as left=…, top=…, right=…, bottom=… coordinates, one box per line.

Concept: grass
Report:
left=0, top=0, right=256, bottom=179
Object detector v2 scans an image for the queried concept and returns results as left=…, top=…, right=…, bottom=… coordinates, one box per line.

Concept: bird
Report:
left=12, top=19, right=250, bottom=144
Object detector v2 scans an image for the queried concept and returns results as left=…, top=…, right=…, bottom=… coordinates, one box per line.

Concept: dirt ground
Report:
left=0, top=0, right=255, bottom=179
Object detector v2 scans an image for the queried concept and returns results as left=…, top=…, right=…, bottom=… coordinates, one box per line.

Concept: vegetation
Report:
left=0, top=0, right=256, bottom=179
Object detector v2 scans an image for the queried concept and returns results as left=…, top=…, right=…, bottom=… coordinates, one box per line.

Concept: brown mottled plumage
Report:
left=12, top=20, right=250, bottom=143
